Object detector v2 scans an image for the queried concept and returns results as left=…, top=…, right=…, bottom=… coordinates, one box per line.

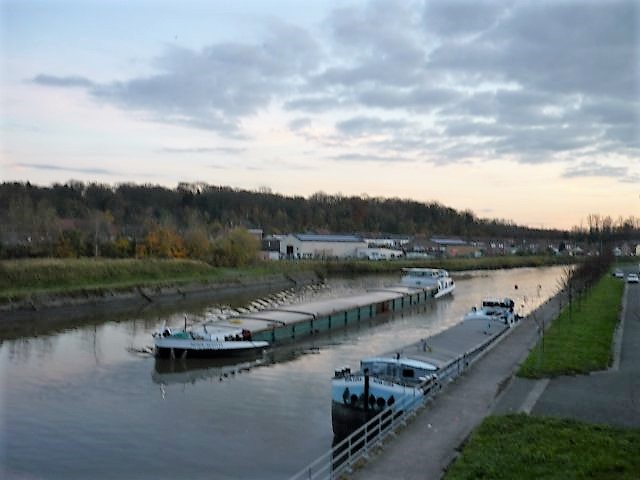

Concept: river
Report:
left=1, top=266, right=565, bottom=479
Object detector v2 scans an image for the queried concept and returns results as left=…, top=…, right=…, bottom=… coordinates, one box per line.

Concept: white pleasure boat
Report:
left=400, top=268, right=455, bottom=298
left=463, top=297, right=517, bottom=326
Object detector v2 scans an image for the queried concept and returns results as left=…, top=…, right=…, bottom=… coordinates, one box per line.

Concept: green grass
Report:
left=318, top=254, right=573, bottom=275
left=0, top=254, right=572, bottom=303
left=0, top=257, right=327, bottom=302
left=518, top=275, right=624, bottom=378
left=0, top=258, right=227, bottom=300
left=445, top=414, right=640, bottom=480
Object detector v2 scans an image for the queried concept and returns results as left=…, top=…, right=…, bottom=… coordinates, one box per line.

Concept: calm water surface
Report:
left=2, top=267, right=564, bottom=479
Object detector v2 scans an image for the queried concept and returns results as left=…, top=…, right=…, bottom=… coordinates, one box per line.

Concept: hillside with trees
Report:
left=1, top=181, right=638, bottom=263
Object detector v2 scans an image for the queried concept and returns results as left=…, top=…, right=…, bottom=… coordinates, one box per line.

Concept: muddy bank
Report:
left=0, top=271, right=321, bottom=341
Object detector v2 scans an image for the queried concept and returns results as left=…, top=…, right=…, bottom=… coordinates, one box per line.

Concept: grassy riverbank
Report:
left=0, top=255, right=572, bottom=303
left=518, top=274, right=625, bottom=378
left=320, top=254, right=573, bottom=275
left=445, top=414, right=640, bottom=480
left=0, top=258, right=247, bottom=301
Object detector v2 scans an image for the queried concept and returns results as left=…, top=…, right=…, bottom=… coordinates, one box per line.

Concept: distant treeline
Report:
left=0, top=181, right=637, bottom=261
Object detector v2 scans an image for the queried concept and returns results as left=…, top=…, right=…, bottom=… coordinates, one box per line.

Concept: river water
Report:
left=1, top=266, right=565, bottom=479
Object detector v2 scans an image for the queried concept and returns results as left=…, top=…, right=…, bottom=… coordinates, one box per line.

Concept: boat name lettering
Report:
left=372, top=377, right=397, bottom=387
left=189, top=341, right=225, bottom=349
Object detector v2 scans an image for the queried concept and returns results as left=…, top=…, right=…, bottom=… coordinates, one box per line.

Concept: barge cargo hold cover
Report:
left=204, top=284, right=440, bottom=346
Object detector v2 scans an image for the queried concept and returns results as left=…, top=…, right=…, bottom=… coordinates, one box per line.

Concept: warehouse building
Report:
left=280, top=234, right=367, bottom=259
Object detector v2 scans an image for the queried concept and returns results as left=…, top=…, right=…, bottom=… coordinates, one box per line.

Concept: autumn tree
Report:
left=209, top=228, right=260, bottom=267
left=143, top=224, right=187, bottom=258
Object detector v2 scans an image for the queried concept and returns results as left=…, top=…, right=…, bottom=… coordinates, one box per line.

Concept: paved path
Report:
left=496, top=281, right=640, bottom=429
left=351, top=278, right=639, bottom=480
left=351, top=293, right=566, bottom=480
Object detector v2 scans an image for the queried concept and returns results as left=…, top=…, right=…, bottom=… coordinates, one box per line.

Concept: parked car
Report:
left=613, top=269, right=624, bottom=278
left=627, top=273, right=639, bottom=284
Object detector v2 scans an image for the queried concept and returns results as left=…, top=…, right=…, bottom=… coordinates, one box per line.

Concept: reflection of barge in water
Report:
left=152, top=354, right=265, bottom=385
left=331, top=297, right=518, bottom=438
left=153, top=270, right=455, bottom=358
left=151, top=344, right=322, bottom=387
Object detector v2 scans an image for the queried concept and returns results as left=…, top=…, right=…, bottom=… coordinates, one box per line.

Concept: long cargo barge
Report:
left=242, top=284, right=438, bottom=344
left=152, top=269, right=458, bottom=358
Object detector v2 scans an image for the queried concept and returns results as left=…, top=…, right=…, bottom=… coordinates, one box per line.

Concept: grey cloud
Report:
left=160, top=147, right=245, bottom=154
left=620, top=174, right=640, bottom=184
left=358, top=86, right=461, bottom=111
left=335, top=116, right=415, bottom=136
left=429, top=1, right=638, bottom=100
left=11, top=163, right=117, bottom=175
left=288, top=117, right=312, bottom=131
left=330, top=152, right=411, bottom=163
left=284, top=96, right=347, bottom=112
left=423, top=0, right=511, bottom=37
left=36, top=21, right=321, bottom=135
left=582, top=100, right=639, bottom=126
left=32, top=74, right=95, bottom=88
left=327, top=1, right=424, bottom=58
left=30, top=0, right=637, bottom=169
left=492, top=126, right=600, bottom=159
left=307, top=1, right=431, bottom=97
left=444, top=119, right=506, bottom=138
left=605, top=125, right=640, bottom=147
left=562, top=161, right=632, bottom=181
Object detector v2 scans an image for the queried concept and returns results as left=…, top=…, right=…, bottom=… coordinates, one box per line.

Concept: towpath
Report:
left=351, top=279, right=638, bottom=479
left=493, top=280, right=640, bottom=428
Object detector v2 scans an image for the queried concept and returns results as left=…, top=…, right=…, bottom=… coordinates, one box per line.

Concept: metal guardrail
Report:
left=289, top=394, right=424, bottom=480
left=289, top=321, right=515, bottom=480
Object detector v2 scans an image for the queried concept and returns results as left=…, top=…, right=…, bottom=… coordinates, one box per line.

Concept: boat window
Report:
left=402, top=368, right=415, bottom=378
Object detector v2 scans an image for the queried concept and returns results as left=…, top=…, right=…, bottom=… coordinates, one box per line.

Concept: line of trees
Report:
left=558, top=249, right=615, bottom=321
left=1, top=181, right=638, bottom=262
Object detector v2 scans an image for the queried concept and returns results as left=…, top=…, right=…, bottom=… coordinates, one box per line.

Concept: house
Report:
left=431, top=237, right=480, bottom=257
left=280, top=234, right=367, bottom=259
left=260, top=235, right=282, bottom=261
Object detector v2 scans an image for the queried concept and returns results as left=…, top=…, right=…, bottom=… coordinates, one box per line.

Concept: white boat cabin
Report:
left=400, top=268, right=450, bottom=287
left=359, top=356, right=438, bottom=384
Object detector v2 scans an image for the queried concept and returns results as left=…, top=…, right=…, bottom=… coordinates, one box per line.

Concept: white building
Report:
left=364, top=236, right=411, bottom=249
left=280, top=234, right=367, bottom=259
left=356, top=247, right=404, bottom=260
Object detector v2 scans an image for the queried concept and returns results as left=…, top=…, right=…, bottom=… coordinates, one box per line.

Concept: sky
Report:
left=1, top=0, right=638, bottom=230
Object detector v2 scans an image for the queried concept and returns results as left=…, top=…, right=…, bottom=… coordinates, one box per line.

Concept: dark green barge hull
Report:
left=232, top=285, right=442, bottom=346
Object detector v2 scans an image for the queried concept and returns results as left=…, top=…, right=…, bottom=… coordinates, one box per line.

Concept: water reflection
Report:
left=152, top=354, right=266, bottom=386
left=2, top=267, right=565, bottom=480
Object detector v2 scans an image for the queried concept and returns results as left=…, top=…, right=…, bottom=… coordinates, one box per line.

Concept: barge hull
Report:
left=248, top=286, right=439, bottom=345
left=155, top=346, right=266, bottom=359
left=331, top=317, right=514, bottom=435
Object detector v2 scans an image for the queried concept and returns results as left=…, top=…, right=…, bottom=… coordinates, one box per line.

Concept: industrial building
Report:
left=280, top=234, right=367, bottom=259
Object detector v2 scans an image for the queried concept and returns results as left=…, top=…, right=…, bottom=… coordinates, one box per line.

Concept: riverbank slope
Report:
left=0, top=256, right=573, bottom=340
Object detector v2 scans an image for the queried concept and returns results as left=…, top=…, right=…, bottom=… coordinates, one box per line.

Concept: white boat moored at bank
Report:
left=463, top=297, right=517, bottom=326
left=400, top=268, right=455, bottom=298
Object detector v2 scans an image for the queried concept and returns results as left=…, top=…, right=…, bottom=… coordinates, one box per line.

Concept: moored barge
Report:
left=331, top=297, right=518, bottom=437
left=153, top=270, right=455, bottom=358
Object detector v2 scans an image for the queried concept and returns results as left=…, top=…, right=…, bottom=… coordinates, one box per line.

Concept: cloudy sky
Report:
left=1, top=0, right=638, bottom=229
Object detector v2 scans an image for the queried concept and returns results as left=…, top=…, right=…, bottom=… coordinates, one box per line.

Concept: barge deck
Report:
left=197, top=284, right=439, bottom=346
left=330, top=316, right=513, bottom=437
